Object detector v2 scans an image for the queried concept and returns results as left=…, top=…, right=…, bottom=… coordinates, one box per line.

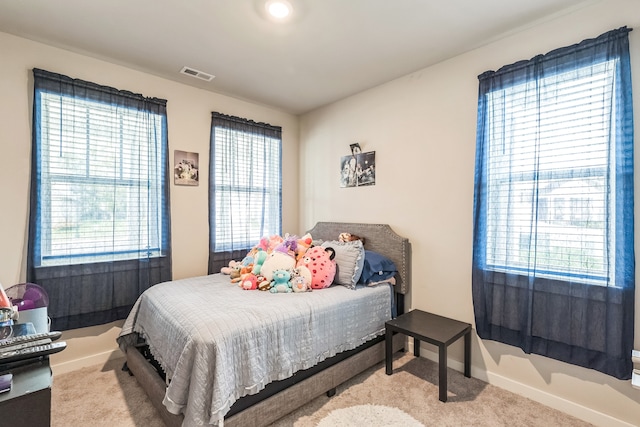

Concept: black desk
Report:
left=385, top=309, right=471, bottom=402
left=0, top=358, right=52, bottom=426
left=0, top=313, right=53, bottom=426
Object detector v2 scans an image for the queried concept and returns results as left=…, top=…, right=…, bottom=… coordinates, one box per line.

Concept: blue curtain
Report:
left=28, top=69, right=172, bottom=331
left=208, top=112, right=282, bottom=274
left=472, top=27, right=634, bottom=379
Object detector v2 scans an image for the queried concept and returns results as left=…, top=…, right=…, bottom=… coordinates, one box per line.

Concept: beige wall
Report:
left=0, top=31, right=299, bottom=371
left=299, top=0, right=639, bottom=426
left=2, top=0, right=639, bottom=425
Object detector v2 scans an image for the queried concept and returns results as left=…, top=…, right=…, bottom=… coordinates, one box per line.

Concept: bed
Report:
left=117, top=222, right=411, bottom=427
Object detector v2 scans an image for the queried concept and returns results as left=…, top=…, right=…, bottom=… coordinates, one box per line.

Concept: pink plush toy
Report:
left=240, top=273, right=258, bottom=290
left=295, top=233, right=313, bottom=261
left=296, top=246, right=336, bottom=289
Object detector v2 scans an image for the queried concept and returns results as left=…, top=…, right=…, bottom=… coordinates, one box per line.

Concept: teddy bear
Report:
left=289, top=267, right=311, bottom=291
left=229, top=263, right=243, bottom=282
left=269, top=269, right=292, bottom=293
left=240, top=273, right=258, bottom=290
left=231, top=265, right=253, bottom=284
left=256, top=275, right=271, bottom=291
left=339, top=232, right=365, bottom=244
left=290, top=274, right=311, bottom=292
left=296, top=246, right=336, bottom=289
left=221, top=260, right=240, bottom=275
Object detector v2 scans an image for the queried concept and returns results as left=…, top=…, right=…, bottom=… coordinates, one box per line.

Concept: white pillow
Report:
left=321, top=240, right=365, bottom=289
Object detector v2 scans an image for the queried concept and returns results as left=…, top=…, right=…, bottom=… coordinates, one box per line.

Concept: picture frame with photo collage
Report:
left=340, top=143, right=375, bottom=188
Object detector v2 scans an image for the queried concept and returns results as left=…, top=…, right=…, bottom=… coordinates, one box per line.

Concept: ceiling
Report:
left=0, top=0, right=590, bottom=115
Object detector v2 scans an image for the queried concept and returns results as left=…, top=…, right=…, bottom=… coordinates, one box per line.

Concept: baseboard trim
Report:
left=413, top=345, right=634, bottom=427
left=51, top=349, right=124, bottom=376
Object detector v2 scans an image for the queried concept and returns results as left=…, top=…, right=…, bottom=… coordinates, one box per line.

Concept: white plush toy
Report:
left=260, top=251, right=296, bottom=282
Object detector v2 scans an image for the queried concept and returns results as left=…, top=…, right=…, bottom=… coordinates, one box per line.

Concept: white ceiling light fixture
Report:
left=265, top=0, right=292, bottom=20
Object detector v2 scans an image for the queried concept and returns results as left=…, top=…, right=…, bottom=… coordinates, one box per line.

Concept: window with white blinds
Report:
left=36, top=91, right=166, bottom=266
left=212, top=123, right=281, bottom=252
left=484, top=59, right=616, bottom=284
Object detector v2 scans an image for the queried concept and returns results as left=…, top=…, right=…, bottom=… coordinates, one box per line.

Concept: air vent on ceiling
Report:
left=180, top=66, right=215, bottom=82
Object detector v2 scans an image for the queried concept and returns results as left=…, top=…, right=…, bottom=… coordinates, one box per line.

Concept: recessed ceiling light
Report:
left=266, top=0, right=292, bottom=19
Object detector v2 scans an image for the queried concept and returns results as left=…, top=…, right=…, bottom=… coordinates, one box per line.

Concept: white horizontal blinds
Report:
left=213, top=125, right=281, bottom=252
left=40, top=92, right=164, bottom=265
left=485, top=59, right=615, bottom=282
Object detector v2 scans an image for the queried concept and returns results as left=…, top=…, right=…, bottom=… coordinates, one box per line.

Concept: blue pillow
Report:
left=358, top=250, right=397, bottom=284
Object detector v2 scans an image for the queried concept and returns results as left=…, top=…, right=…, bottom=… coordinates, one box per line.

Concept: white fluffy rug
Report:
left=316, top=404, right=424, bottom=427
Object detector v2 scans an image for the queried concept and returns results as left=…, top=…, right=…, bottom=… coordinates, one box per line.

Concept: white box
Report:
left=15, top=307, right=49, bottom=333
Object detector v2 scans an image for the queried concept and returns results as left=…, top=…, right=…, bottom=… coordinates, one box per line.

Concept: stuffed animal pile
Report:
left=220, top=232, right=337, bottom=293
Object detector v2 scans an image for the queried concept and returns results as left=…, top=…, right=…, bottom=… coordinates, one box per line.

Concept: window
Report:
left=208, top=113, right=281, bottom=270
left=28, top=69, right=172, bottom=330
left=36, top=92, right=166, bottom=265
left=472, top=27, right=634, bottom=380
left=484, top=61, right=613, bottom=284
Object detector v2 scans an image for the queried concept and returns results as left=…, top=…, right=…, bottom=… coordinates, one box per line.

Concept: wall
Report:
left=299, top=0, right=639, bottom=425
left=0, top=31, right=299, bottom=372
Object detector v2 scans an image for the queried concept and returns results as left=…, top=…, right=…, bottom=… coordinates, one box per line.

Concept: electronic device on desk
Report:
left=0, top=341, right=66, bottom=365
left=0, top=323, right=36, bottom=341
left=0, top=372, right=12, bottom=394
left=0, top=322, right=66, bottom=371
left=0, top=282, right=19, bottom=327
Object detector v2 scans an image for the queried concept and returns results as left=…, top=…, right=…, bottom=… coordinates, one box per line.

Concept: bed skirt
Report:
left=125, top=332, right=405, bottom=427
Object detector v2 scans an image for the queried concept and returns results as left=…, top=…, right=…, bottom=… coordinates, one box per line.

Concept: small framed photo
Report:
left=174, top=150, right=199, bottom=186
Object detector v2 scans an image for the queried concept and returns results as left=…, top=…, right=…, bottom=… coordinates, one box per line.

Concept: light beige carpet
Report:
left=316, top=404, right=424, bottom=426
left=51, top=353, right=593, bottom=427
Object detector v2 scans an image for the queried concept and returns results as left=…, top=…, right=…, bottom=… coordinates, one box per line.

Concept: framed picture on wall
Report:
left=356, top=151, right=375, bottom=186
left=340, top=151, right=375, bottom=188
left=174, top=150, right=199, bottom=186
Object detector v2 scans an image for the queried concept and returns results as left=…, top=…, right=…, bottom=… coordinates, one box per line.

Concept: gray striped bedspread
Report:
left=117, top=273, right=393, bottom=426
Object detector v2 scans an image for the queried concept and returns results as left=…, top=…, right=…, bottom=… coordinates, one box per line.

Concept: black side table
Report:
left=0, top=358, right=52, bottom=426
left=385, top=309, right=471, bottom=402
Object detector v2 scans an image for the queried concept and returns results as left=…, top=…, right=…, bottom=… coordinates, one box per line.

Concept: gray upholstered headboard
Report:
left=306, top=222, right=411, bottom=295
